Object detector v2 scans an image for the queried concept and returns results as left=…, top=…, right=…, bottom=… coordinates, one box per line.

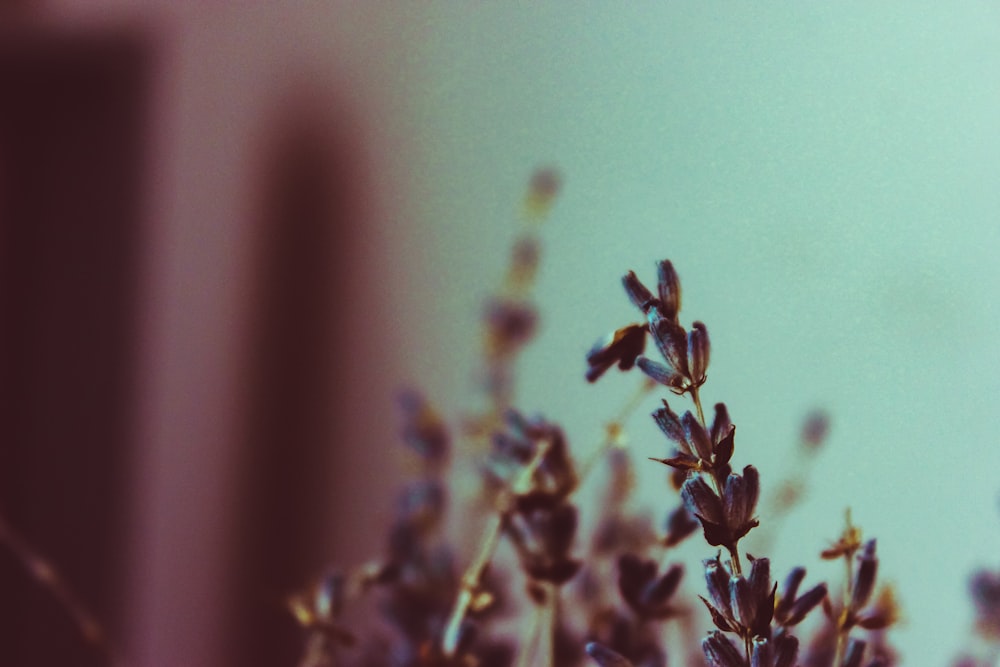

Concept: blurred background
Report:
left=1, top=3, right=999, bottom=667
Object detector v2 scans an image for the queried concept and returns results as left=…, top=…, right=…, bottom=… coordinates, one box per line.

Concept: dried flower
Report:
left=523, top=166, right=562, bottom=219
left=774, top=567, right=827, bottom=627
left=663, top=506, right=699, bottom=548
left=702, top=630, right=744, bottom=667
left=586, top=324, right=648, bottom=382
left=681, top=465, right=760, bottom=551
left=849, top=540, right=879, bottom=614
left=971, top=569, right=1000, bottom=639
left=398, top=389, right=451, bottom=467
left=616, top=554, right=683, bottom=619
left=800, top=410, right=830, bottom=450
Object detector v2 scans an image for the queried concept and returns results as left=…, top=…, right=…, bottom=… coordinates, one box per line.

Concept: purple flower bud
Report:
left=637, top=356, right=685, bottom=390
left=774, top=632, right=799, bottom=667
left=748, top=557, right=775, bottom=633
left=683, top=410, right=714, bottom=461
left=784, top=582, right=827, bottom=626
left=710, top=403, right=733, bottom=449
left=656, top=260, right=682, bottom=321
left=639, top=564, right=683, bottom=615
left=730, top=574, right=756, bottom=630
left=703, top=555, right=735, bottom=622
left=776, top=567, right=806, bottom=618
left=702, top=630, right=744, bottom=667
left=682, top=475, right=724, bottom=526
left=647, top=310, right=690, bottom=380
left=751, top=636, right=772, bottom=667
left=663, top=506, right=699, bottom=547
left=652, top=399, right=688, bottom=451
left=622, top=271, right=656, bottom=312
left=688, top=320, right=710, bottom=383
left=842, top=637, right=866, bottom=667
left=850, top=539, right=878, bottom=612
left=723, top=466, right=760, bottom=540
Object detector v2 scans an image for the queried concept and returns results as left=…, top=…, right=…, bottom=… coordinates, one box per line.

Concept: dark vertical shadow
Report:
left=224, top=99, right=368, bottom=667
left=0, top=28, right=150, bottom=667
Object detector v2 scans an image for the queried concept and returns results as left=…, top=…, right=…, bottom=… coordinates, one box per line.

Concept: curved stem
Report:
left=832, top=551, right=854, bottom=667
left=440, top=512, right=504, bottom=656
left=442, top=439, right=551, bottom=657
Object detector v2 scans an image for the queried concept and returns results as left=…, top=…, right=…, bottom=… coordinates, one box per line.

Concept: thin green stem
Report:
left=833, top=511, right=858, bottom=667
left=690, top=384, right=707, bottom=426
left=514, top=602, right=543, bottom=667
left=441, top=512, right=504, bottom=657
left=542, top=584, right=557, bottom=667
left=442, top=439, right=552, bottom=657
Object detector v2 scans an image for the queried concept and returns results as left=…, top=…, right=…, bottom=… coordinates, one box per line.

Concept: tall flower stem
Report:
left=441, top=438, right=552, bottom=657
left=689, top=384, right=743, bottom=577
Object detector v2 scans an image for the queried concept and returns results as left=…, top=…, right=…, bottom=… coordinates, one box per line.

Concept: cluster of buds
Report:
left=815, top=537, right=897, bottom=667
left=585, top=260, right=709, bottom=400
left=970, top=568, right=1000, bottom=640
left=587, top=260, right=711, bottom=395
left=679, top=465, right=760, bottom=556
left=584, top=260, right=841, bottom=667
left=490, top=411, right=581, bottom=586
left=699, top=555, right=803, bottom=667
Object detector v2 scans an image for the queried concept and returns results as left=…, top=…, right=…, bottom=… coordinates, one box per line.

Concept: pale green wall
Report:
left=390, top=3, right=1000, bottom=664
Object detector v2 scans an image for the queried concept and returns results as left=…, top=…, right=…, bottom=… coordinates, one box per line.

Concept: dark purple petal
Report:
left=776, top=567, right=806, bottom=619
left=683, top=410, right=713, bottom=461
left=663, top=506, right=699, bottom=547
left=710, top=403, right=733, bottom=447
left=724, top=466, right=761, bottom=538
left=784, top=582, right=827, bottom=626
left=850, top=539, right=878, bottom=612
left=704, top=555, right=734, bottom=619
left=640, top=563, right=683, bottom=615
left=617, top=553, right=656, bottom=610
left=699, top=595, right=737, bottom=633
left=714, top=425, right=735, bottom=468
left=652, top=399, right=689, bottom=451
left=702, top=630, right=744, bottom=667
left=650, top=452, right=700, bottom=471
left=730, top=574, right=756, bottom=630
left=774, top=633, right=799, bottom=667
left=748, top=558, right=772, bottom=610
left=637, top=356, right=684, bottom=389
left=842, top=638, right=866, bottom=667
left=682, top=476, right=724, bottom=526
left=647, top=310, right=690, bottom=379
left=750, top=636, right=772, bottom=667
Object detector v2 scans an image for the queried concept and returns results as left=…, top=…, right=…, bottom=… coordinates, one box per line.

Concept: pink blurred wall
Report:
left=1, top=3, right=426, bottom=666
